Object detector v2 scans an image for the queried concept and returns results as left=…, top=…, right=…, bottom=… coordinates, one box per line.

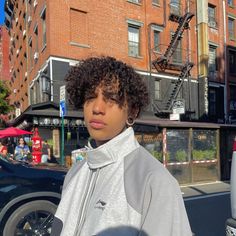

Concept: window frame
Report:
left=128, top=25, right=140, bottom=57
left=208, top=4, right=217, bottom=28
left=228, top=17, right=235, bottom=40
left=228, top=0, right=234, bottom=7
left=153, top=30, right=161, bottom=52
left=40, top=7, right=47, bottom=49
left=154, top=79, right=161, bottom=100
left=208, top=44, right=218, bottom=74
left=229, top=50, right=236, bottom=75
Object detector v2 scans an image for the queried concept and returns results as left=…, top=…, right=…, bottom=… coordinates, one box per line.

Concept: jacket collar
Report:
left=85, top=127, right=139, bottom=169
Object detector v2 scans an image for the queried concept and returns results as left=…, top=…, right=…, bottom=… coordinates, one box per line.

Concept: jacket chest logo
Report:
left=94, top=199, right=106, bottom=210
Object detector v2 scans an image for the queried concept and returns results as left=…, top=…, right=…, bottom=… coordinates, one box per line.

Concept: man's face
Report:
left=83, top=85, right=128, bottom=146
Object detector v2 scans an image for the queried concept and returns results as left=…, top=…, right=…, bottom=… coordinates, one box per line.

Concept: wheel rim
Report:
left=14, top=210, right=54, bottom=236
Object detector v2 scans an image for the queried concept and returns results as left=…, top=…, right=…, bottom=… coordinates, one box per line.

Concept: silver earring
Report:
left=126, top=117, right=135, bottom=126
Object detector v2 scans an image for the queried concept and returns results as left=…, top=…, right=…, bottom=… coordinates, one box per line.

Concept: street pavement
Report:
left=181, top=181, right=230, bottom=199
left=181, top=181, right=231, bottom=236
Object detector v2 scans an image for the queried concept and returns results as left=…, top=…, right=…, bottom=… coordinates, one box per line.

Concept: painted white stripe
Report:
left=184, top=191, right=230, bottom=201
left=137, top=70, right=198, bottom=83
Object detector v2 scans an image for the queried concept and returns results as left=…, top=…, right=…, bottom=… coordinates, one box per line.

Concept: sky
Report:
left=0, top=1, right=5, bottom=25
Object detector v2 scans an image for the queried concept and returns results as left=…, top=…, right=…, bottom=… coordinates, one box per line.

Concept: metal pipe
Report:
left=222, top=0, right=228, bottom=123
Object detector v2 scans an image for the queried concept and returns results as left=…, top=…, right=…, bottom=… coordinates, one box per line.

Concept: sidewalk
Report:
left=181, top=181, right=230, bottom=199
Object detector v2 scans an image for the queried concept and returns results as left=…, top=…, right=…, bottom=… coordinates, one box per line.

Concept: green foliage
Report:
left=47, top=139, right=53, bottom=147
left=175, top=150, right=187, bottom=162
left=151, top=150, right=163, bottom=162
left=151, top=151, right=171, bottom=163
left=192, top=149, right=216, bottom=161
left=0, top=81, right=13, bottom=115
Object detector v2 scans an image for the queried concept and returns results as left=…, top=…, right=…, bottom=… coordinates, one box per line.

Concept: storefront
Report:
left=134, top=116, right=220, bottom=185
left=7, top=101, right=85, bottom=158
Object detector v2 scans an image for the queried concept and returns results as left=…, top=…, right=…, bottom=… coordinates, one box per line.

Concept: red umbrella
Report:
left=0, top=127, right=32, bottom=138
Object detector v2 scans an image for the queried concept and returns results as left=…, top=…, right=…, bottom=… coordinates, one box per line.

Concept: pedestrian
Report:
left=0, top=139, right=8, bottom=158
left=41, top=140, right=51, bottom=163
left=51, top=56, right=192, bottom=236
left=14, top=137, right=30, bottom=161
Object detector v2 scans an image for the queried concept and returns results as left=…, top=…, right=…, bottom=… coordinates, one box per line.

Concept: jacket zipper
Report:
left=73, top=168, right=100, bottom=236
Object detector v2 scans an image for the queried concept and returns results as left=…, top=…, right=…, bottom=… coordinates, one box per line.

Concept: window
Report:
left=228, top=17, right=235, bottom=40
left=209, top=89, right=216, bottom=116
left=153, top=30, right=160, bottom=52
left=128, top=25, right=140, bottom=57
left=34, top=25, right=38, bottom=53
left=152, top=0, right=159, bottom=4
left=229, top=50, right=236, bottom=74
left=154, top=80, right=161, bottom=100
left=70, top=8, right=88, bottom=46
left=230, top=86, right=236, bottom=111
left=28, top=37, right=33, bottom=69
left=208, top=45, right=217, bottom=73
left=128, top=0, right=141, bottom=3
left=228, top=0, right=234, bottom=7
left=41, top=8, right=46, bottom=47
left=208, top=5, right=217, bottom=28
left=170, top=0, right=180, bottom=16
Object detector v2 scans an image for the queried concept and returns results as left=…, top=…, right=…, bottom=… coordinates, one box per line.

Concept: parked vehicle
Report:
left=0, top=156, right=67, bottom=236
left=226, top=139, right=236, bottom=236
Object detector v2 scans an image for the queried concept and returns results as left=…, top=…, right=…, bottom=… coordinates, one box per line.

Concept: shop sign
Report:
left=172, top=99, right=185, bottom=114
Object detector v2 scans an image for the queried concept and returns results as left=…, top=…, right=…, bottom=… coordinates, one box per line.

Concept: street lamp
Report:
left=41, top=72, right=51, bottom=95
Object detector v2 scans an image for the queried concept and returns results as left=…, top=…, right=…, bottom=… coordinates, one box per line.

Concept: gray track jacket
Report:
left=51, top=127, right=192, bottom=236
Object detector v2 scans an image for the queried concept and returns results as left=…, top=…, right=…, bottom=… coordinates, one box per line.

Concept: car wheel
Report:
left=3, top=200, right=57, bottom=236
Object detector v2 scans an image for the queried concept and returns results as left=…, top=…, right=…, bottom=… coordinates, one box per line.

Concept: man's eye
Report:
left=108, top=97, right=118, bottom=103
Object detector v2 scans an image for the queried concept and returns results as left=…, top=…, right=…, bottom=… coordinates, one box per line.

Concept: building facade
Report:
left=4, top=0, right=199, bottom=121
left=3, top=0, right=236, bottom=183
left=0, top=25, right=10, bottom=82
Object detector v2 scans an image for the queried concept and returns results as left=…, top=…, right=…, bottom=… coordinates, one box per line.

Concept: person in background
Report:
left=14, top=137, right=30, bottom=161
left=41, top=140, right=51, bottom=163
left=51, top=56, right=192, bottom=236
left=0, top=139, right=8, bottom=158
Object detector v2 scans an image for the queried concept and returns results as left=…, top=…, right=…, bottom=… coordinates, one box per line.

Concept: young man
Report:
left=51, top=56, right=192, bottom=236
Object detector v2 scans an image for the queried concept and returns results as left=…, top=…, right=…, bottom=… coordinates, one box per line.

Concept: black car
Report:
left=0, top=156, right=67, bottom=236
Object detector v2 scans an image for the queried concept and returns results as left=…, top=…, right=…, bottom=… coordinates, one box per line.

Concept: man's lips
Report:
left=89, top=119, right=106, bottom=129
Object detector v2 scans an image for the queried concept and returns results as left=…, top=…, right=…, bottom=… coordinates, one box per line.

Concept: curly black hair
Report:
left=65, top=56, right=149, bottom=117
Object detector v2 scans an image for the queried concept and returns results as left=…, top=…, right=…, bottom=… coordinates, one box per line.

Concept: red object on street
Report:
left=0, top=127, right=32, bottom=138
left=31, top=128, right=42, bottom=164
left=233, top=140, right=236, bottom=152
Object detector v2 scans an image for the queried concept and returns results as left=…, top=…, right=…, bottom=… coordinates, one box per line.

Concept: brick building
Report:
left=4, top=0, right=199, bottom=121
left=2, top=0, right=201, bottom=156
left=4, top=0, right=236, bottom=183
left=3, top=0, right=236, bottom=161
left=196, top=0, right=236, bottom=123
left=0, top=25, right=10, bottom=82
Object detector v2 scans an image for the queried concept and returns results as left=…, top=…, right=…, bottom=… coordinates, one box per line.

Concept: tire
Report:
left=3, top=200, right=57, bottom=236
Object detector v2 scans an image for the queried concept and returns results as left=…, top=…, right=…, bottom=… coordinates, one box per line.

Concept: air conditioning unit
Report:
left=25, top=72, right=28, bottom=78
left=15, top=17, right=18, bottom=23
left=23, top=30, right=26, bottom=37
left=10, top=37, right=13, bottom=42
left=33, top=0, right=38, bottom=8
left=209, top=21, right=217, bottom=28
left=16, top=49, right=19, bottom=55
left=34, top=52, right=39, bottom=60
left=28, top=16, right=32, bottom=23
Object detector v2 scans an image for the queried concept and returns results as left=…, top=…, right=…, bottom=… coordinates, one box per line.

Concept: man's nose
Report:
left=92, top=97, right=106, bottom=114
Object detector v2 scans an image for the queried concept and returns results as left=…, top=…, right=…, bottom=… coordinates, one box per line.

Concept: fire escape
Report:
left=151, top=2, right=194, bottom=115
